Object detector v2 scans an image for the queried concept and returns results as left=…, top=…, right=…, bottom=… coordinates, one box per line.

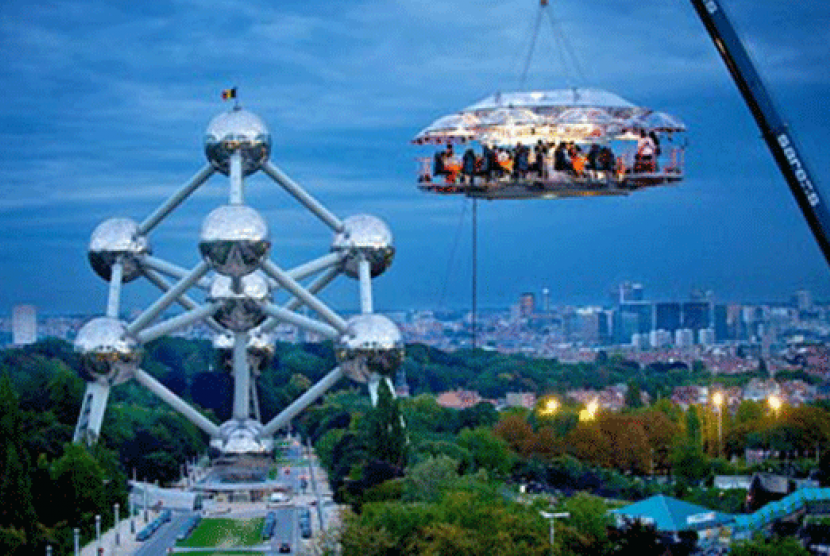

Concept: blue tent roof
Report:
left=611, top=495, right=734, bottom=532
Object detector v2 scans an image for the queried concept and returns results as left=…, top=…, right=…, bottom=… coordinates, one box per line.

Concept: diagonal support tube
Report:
left=261, top=367, right=345, bottom=437
left=257, top=267, right=341, bottom=335
left=134, top=369, right=220, bottom=437
left=287, top=252, right=345, bottom=282
left=261, top=260, right=348, bottom=334
left=262, top=161, right=344, bottom=233
left=358, top=257, right=373, bottom=314
left=284, top=267, right=341, bottom=312
left=127, top=261, right=210, bottom=335
left=107, top=260, right=124, bottom=318
left=260, top=304, right=340, bottom=340
left=136, top=302, right=222, bottom=344
left=265, top=252, right=344, bottom=294
left=140, top=256, right=212, bottom=291
left=141, top=268, right=225, bottom=334
left=138, top=165, right=215, bottom=235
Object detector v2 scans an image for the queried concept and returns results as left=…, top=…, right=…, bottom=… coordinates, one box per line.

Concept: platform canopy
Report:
left=412, top=87, right=685, bottom=146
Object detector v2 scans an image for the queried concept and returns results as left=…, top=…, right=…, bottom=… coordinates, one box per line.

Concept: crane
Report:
left=690, top=0, right=830, bottom=267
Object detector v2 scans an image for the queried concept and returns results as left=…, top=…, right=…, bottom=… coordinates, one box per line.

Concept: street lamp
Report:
left=539, top=510, right=570, bottom=555
left=768, top=394, right=782, bottom=416
left=579, top=400, right=598, bottom=422
left=114, top=502, right=120, bottom=546
left=712, top=391, right=724, bottom=458
left=540, top=397, right=560, bottom=417
left=95, top=514, right=101, bottom=553
left=73, top=527, right=80, bottom=556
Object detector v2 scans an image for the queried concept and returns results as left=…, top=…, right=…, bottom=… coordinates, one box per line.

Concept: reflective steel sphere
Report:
left=204, top=108, right=271, bottom=176
left=199, top=205, right=271, bottom=277
left=247, top=331, right=275, bottom=370
left=331, top=214, right=395, bottom=279
left=336, top=314, right=404, bottom=383
left=213, top=331, right=274, bottom=372
left=88, top=218, right=150, bottom=282
left=209, top=272, right=270, bottom=331
left=74, top=317, right=141, bottom=383
left=217, top=419, right=269, bottom=454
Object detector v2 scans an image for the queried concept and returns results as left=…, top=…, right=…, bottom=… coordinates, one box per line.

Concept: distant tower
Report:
left=519, top=292, right=536, bottom=317
left=12, top=305, right=37, bottom=346
left=794, top=289, right=813, bottom=312
left=618, top=282, right=644, bottom=304
left=541, top=288, right=550, bottom=314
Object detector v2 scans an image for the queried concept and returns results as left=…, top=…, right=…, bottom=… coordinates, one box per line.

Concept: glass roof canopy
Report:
left=412, top=87, right=686, bottom=147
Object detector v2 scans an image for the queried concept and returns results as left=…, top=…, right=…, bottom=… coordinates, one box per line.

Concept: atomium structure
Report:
left=73, top=105, right=403, bottom=456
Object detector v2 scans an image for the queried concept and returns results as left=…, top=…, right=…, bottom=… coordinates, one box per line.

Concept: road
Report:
left=269, top=506, right=297, bottom=554
left=133, top=511, right=194, bottom=556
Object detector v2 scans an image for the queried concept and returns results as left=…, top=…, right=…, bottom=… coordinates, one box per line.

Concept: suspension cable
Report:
left=519, top=7, right=545, bottom=89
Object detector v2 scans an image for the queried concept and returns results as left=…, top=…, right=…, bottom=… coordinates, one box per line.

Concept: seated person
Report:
left=461, top=148, right=477, bottom=185
left=598, top=146, right=615, bottom=172
left=554, top=143, right=572, bottom=173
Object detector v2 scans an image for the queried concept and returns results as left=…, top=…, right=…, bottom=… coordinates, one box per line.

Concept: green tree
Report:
left=557, top=492, right=613, bottom=556
left=403, top=455, right=459, bottom=502
left=0, top=445, right=37, bottom=541
left=730, top=535, right=810, bottom=556
left=457, top=427, right=513, bottom=475
left=365, top=379, right=407, bottom=468
left=685, top=406, right=702, bottom=446
left=51, top=444, right=107, bottom=526
left=625, top=381, right=643, bottom=409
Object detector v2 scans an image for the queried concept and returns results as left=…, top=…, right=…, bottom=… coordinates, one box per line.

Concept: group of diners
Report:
left=430, top=130, right=662, bottom=186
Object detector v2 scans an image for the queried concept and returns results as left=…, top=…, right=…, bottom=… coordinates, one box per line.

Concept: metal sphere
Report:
left=88, top=218, right=150, bottom=282
left=199, top=205, right=271, bottom=277
left=331, top=214, right=395, bottom=279
left=209, top=273, right=270, bottom=332
left=74, top=317, right=141, bottom=383
left=213, top=331, right=274, bottom=372
left=336, top=314, right=404, bottom=383
left=215, top=419, right=270, bottom=454
left=204, top=108, right=271, bottom=176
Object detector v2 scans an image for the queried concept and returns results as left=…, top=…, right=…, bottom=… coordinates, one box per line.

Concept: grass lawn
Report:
left=177, top=518, right=265, bottom=548
left=180, top=552, right=256, bottom=555
left=179, top=552, right=257, bottom=555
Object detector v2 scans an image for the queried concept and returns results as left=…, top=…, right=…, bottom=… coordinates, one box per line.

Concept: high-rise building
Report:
left=698, top=328, right=715, bottom=346
left=654, top=302, right=682, bottom=334
left=519, top=292, right=536, bottom=318
left=541, top=288, right=551, bottom=314
left=12, top=305, right=37, bottom=346
left=675, top=328, right=694, bottom=347
left=682, top=301, right=712, bottom=332
left=794, top=289, right=813, bottom=312
left=618, top=282, right=644, bottom=303
left=714, top=304, right=731, bottom=343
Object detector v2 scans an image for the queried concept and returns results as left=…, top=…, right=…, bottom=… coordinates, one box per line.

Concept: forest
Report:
left=0, top=337, right=827, bottom=554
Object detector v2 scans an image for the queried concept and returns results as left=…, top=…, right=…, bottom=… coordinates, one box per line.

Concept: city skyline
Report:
left=2, top=1, right=830, bottom=315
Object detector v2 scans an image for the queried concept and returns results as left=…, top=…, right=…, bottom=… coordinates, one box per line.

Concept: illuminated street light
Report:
left=768, top=394, right=782, bottom=416
left=712, top=391, right=723, bottom=458
left=579, top=400, right=599, bottom=422
left=540, top=397, right=560, bottom=417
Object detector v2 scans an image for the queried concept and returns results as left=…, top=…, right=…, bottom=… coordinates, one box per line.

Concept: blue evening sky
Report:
left=1, top=0, right=829, bottom=316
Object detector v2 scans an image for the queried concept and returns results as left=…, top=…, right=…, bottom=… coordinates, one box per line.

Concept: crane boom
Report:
left=690, top=0, right=830, bottom=267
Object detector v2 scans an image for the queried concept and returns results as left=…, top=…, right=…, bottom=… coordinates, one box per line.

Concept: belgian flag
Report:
left=221, top=87, right=237, bottom=101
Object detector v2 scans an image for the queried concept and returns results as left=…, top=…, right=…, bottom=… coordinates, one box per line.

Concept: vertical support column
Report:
left=107, top=260, right=124, bottom=318
left=229, top=151, right=244, bottom=205
left=358, top=257, right=373, bottom=314
left=232, top=332, right=250, bottom=420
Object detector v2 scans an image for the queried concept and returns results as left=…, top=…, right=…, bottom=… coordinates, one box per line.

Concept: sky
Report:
left=2, top=0, right=830, bottom=317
